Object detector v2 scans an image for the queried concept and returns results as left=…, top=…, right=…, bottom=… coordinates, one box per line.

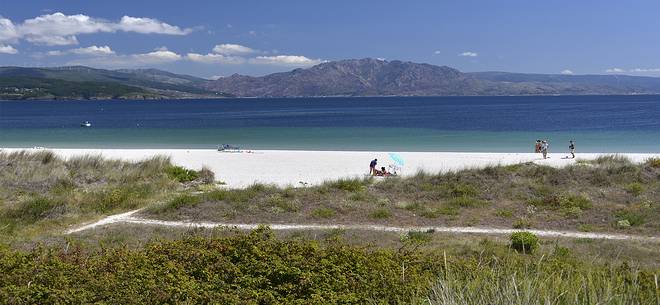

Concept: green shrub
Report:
left=348, top=191, right=375, bottom=202
left=495, top=208, right=514, bottom=218
left=577, top=224, right=595, bottom=232
left=311, top=207, right=335, bottom=219
left=371, top=208, right=391, bottom=219
left=267, top=194, right=299, bottom=213
left=204, top=189, right=227, bottom=201
left=529, top=193, right=591, bottom=210
left=563, top=206, right=583, bottom=218
left=403, top=230, right=433, bottom=244
left=645, top=157, right=660, bottom=168
left=421, top=206, right=459, bottom=218
left=615, top=210, right=645, bottom=226
left=162, top=194, right=201, bottom=211
left=509, top=231, right=539, bottom=254
left=624, top=182, right=644, bottom=197
left=7, top=196, right=65, bottom=223
left=165, top=165, right=199, bottom=182
left=450, top=183, right=478, bottom=197
left=331, top=178, right=368, bottom=192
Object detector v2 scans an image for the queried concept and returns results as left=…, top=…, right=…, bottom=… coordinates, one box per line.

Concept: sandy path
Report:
left=66, top=209, right=659, bottom=242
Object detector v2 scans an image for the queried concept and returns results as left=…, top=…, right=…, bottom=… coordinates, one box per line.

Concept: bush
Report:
left=510, top=231, right=539, bottom=254
left=563, top=206, right=583, bottom=218
left=6, top=196, right=65, bottom=223
left=495, top=208, right=514, bottom=218
left=450, top=183, right=478, bottom=197
left=311, top=207, right=336, bottom=219
left=420, top=206, right=459, bottom=218
left=331, top=178, right=368, bottom=192
left=371, top=208, right=391, bottom=219
left=0, top=229, right=436, bottom=304
left=624, top=182, right=643, bottom=197
left=165, top=165, right=199, bottom=183
left=614, top=210, right=645, bottom=226
left=644, top=157, right=660, bottom=168
left=156, top=194, right=201, bottom=212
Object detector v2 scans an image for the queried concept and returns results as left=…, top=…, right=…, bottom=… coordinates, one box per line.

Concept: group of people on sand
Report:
left=369, top=158, right=393, bottom=176
left=535, top=139, right=575, bottom=159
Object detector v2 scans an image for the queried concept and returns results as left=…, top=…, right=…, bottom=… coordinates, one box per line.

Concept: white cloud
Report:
left=0, top=44, right=18, bottom=54
left=212, top=43, right=255, bottom=55
left=459, top=51, right=478, bottom=57
left=605, top=68, right=625, bottom=73
left=248, top=30, right=256, bottom=36
left=207, top=75, right=224, bottom=80
left=560, top=69, right=574, bottom=75
left=433, top=50, right=441, bottom=55
left=249, top=55, right=325, bottom=66
left=47, top=45, right=115, bottom=56
left=0, top=17, right=19, bottom=42
left=3, top=12, right=192, bottom=46
left=629, top=68, right=660, bottom=73
left=116, top=16, right=191, bottom=35
left=186, top=53, right=245, bottom=64
left=67, top=48, right=182, bottom=68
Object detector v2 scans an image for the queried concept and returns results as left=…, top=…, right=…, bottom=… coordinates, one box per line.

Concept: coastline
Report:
left=3, top=148, right=658, bottom=188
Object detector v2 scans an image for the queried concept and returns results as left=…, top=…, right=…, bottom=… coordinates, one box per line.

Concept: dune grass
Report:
left=0, top=151, right=212, bottom=242
left=145, top=155, right=660, bottom=236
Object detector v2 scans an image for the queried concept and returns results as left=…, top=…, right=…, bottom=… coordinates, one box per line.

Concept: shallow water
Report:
left=1, top=95, right=659, bottom=152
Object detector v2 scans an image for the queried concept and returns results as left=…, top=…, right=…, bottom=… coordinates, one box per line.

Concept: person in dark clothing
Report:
left=569, top=140, right=576, bottom=159
left=369, top=159, right=378, bottom=175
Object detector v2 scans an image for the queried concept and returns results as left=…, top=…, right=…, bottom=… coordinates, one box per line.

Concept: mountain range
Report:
left=3, top=58, right=660, bottom=100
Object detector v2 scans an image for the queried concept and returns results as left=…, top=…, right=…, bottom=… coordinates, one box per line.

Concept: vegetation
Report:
left=0, top=151, right=212, bottom=242
left=510, top=231, right=540, bottom=253
left=0, top=229, right=657, bottom=304
left=0, top=151, right=658, bottom=303
left=146, top=155, right=660, bottom=236
left=0, top=76, right=152, bottom=100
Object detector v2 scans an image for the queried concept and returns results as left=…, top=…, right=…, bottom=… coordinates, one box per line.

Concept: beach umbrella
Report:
left=388, top=153, right=405, bottom=166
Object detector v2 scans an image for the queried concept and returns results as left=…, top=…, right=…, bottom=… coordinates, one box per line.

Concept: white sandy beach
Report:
left=4, top=148, right=659, bottom=188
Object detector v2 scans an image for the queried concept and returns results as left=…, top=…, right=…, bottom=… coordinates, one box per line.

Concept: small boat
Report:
left=80, top=121, right=92, bottom=127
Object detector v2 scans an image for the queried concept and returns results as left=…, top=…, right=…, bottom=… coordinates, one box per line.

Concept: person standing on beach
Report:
left=541, top=140, right=549, bottom=159
left=535, top=140, right=542, bottom=153
left=369, top=158, right=378, bottom=175
left=569, top=140, right=575, bottom=159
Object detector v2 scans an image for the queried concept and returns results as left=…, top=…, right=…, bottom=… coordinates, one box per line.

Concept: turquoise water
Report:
left=1, top=96, right=659, bottom=152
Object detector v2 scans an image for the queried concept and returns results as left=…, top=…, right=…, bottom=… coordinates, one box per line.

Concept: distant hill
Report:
left=202, top=58, right=660, bottom=97
left=3, top=59, right=660, bottom=100
left=0, top=66, right=226, bottom=100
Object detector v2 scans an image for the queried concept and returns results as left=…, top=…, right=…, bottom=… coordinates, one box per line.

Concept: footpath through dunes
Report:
left=61, top=154, right=660, bottom=240
left=65, top=208, right=660, bottom=242
left=5, top=148, right=660, bottom=188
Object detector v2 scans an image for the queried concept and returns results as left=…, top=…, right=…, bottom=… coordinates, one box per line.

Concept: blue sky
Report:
left=1, top=0, right=660, bottom=78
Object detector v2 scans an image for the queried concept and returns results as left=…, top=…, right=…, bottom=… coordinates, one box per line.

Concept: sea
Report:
left=1, top=95, right=659, bottom=152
